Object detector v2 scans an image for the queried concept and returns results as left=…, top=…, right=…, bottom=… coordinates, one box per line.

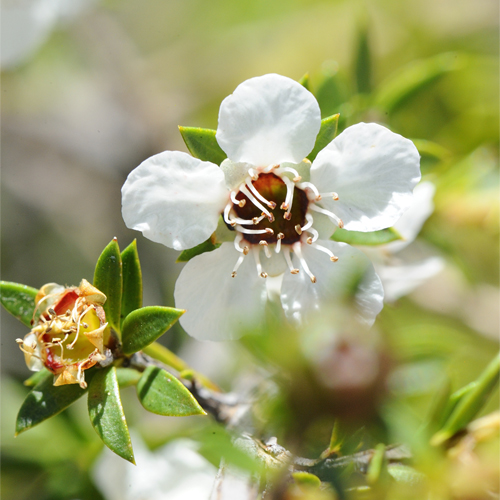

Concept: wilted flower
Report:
left=17, top=279, right=110, bottom=388
left=122, top=74, right=421, bottom=341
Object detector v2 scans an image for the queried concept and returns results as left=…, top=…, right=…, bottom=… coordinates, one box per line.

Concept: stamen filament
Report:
left=301, top=213, right=313, bottom=232
left=297, top=182, right=321, bottom=201
left=282, top=176, right=295, bottom=219
left=320, top=191, right=339, bottom=200
left=234, top=233, right=245, bottom=253
left=313, top=243, right=339, bottom=262
left=253, top=247, right=268, bottom=278
left=293, top=243, right=316, bottom=283
left=245, top=178, right=277, bottom=210
left=224, top=202, right=236, bottom=226
left=236, top=226, right=274, bottom=235
left=231, top=191, right=246, bottom=207
left=309, top=204, right=344, bottom=228
left=240, top=185, right=272, bottom=216
left=284, top=248, right=299, bottom=274
left=259, top=240, right=271, bottom=258
left=275, top=233, right=285, bottom=254
left=277, top=166, right=302, bottom=182
left=231, top=253, right=246, bottom=277
left=305, top=227, right=319, bottom=244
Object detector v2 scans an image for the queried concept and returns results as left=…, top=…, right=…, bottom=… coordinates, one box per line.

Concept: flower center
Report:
left=231, top=172, right=309, bottom=245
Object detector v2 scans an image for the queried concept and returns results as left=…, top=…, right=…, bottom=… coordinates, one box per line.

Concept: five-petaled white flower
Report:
left=122, top=74, right=421, bottom=341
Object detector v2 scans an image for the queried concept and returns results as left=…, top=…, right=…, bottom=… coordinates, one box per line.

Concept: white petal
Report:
left=374, top=241, right=445, bottom=301
left=122, top=151, right=229, bottom=251
left=174, top=243, right=268, bottom=341
left=310, top=123, right=421, bottom=232
left=280, top=241, right=384, bottom=326
left=220, top=159, right=252, bottom=190
left=386, top=181, right=436, bottom=253
left=216, top=74, right=321, bottom=167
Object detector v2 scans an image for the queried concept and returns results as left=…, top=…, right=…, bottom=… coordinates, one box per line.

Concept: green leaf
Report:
left=292, top=472, right=321, bottom=488
left=176, top=237, right=221, bottom=263
left=143, top=342, right=221, bottom=392
left=179, top=126, right=227, bottom=165
left=115, top=367, right=142, bottom=388
left=24, top=368, right=51, bottom=387
left=93, top=238, right=122, bottom=334
left=16, top=370, right=94, bottom=435
left=136, top=366, right=206, bottom=417
left=355, top=27, right=372, bottom=94
left=121, top=240, right=143, bottom=328
left=298, top=73, right=311, bottom=90
left=375, top=52, right=467, bottom=113
left=121, top=306, right=185, bottom=355
left=88, top=366, right=135, bottom=463
left=307, top=114, right=340, bottom=162
left=316, top=69, right=350, bottom=118
left=431, top=352, right=500, bottom=445
left=0, top=281, right=38, bottom=328
left=331, top=227, right=402, bottom=246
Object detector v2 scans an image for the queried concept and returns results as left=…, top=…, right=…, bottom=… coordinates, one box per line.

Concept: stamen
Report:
left=275, top=233, right=285, bottom=253
left=245, top=178, right=277, bottom=210
left=295, top=225, right=302, bottom=235
left=253, top=247, right=268, bottom=278
left=231, top=191, right=246, bottom=207
left=282, top=176, right=295, bottom=219
left=240, top=185, right=272, bottom=216
left=277, top=165, right=302, bottom=182
left=259, top=240, right=271, bottom=258
left=234, top=233, right=245, bottom=253
left=231, top=254, right=246, bottom=278
left=248, top=168, right=259, bottom=181
left=67, top=305, right=92, bottom=349
left=297, top=182, right=321, bottom=201
left=284, top=248, right=300, bottom=274
left=236, top=225, right=274, bottom=235
left=252, top=213, right=267, bottom=225
left=320, top=191, right=339, bottom=200
left=224, top=202, right=236, bottom=226
left=293, top=243, right=316, bottom=283
left=313, top=243, right=339, bottom=262
left=309, top=204, right=344, bottom=228
left=301, top=213, right=313, bottom=232
left=305, top=227, right=319, bottom=243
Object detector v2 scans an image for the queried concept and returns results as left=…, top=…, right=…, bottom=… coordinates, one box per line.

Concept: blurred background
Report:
left=1, top=0, right=498, bottom=498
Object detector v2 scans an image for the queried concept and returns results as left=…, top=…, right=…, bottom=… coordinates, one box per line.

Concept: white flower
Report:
left=359, top=181, right=444, bottom=301
left=122, top=74, right=421, bottom=341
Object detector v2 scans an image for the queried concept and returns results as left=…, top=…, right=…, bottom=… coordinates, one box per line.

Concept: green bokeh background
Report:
left=1, top=0, right=498, bottom=498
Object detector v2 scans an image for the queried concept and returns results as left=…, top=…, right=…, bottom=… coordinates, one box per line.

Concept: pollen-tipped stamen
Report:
left=282, top=176, right=295, bottom=220
left=224, top=202, right=236, bottom=226
left=305, top=227, right=319, bottom=244
left=309, top=204, right=344, bottom=228
left=231, top=191, right=246, bottom=207
left=236, top=225, right=274, bottom=235
left=277, top=165, right=302, bottom=182
left=245, top=178, right=277, bottom=210
left=313, top=243, right=339, bottom=262
left=253, top=247, right=268, bottom=278
left=293, top=243, right=316, bottom=283
left=275, top=232, right=285, bottom=253
left=240, top=185, right=273, bottom=216
left=320, top=191, right=339, bottom=200
left=297, top=182, right=321, bottom=201
left=284, top=248, right=300, bottom=274
left=259, top=240, right=271, bottom=258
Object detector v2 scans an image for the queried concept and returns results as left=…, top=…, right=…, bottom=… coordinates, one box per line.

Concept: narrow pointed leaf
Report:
left=331, top=227, right=402, bottom=246
left=179, top=126, right=227, bottom=165
left=16, top=370, right=94, bottom=435
left=143, top=342, right=221, bottom=392
left=24, top=368, right=51, bottom=387
left=121, top=306, right=185, bottom=355
left=116, top=367, right=142, bottom=388
left=298, top=73, right=311, bottom=90
left=0, top=281, right=38, bottom=327
left=88, top=366, right=135, bottom=463
left=375, top=52, right=467, bottom=113
left=120, top=240, right=142, bottom=328
left=431, top=352, right=500, bottom=445
left=355, top=28, right=372, bottom=94
left=136, top=366, right=206, bottom=417
left=176, top=237, right=221, bottom=263
left=307, top=114, right=339, bottom=162
left=93, top=238, right=122, bottom=334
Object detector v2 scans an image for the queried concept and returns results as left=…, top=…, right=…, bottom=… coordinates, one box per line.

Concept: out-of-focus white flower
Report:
left=93, top=436, right=217, bottom=500
left=360, top=181, right=444, bottom=301
left=122, top=74, right=421, bottom=340
left=1, top=0, right=91, bottom=69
